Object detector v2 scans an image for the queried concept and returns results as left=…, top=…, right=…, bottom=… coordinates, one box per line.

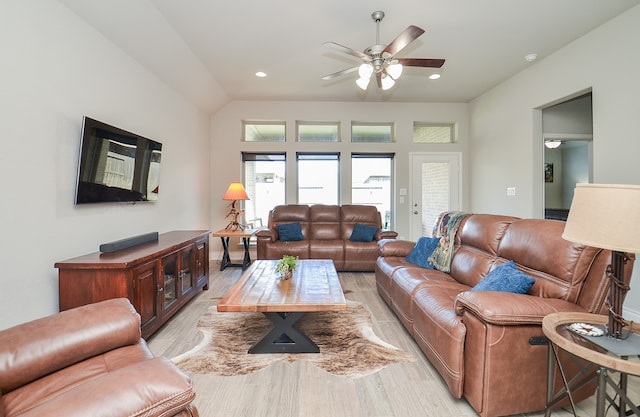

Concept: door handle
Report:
left=413, top=210, right=418, bottom=214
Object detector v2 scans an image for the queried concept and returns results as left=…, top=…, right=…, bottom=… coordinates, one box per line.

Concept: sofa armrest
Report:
left=12, top=357, right=195, bottom=417
left=0, top=298, right=141, bottom=393
left=255, top=228, right=277, bottom=242
left=376, top=230, right=398, bottom=240
left=454, top=291, right=589, bottom=326
left=378, top=239, right=415, bottom=257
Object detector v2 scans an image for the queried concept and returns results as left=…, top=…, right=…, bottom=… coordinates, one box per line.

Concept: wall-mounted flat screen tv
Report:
left=75, top=117, right=162, bottom=204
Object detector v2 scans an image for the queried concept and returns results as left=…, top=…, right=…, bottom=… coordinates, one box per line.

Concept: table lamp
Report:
left=223, top=182, right=249, bottom=231
left=562, top=183, right=640, bottom=338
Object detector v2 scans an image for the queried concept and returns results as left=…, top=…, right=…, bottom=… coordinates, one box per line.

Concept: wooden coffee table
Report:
left=217, top=259, right=347, bottom=353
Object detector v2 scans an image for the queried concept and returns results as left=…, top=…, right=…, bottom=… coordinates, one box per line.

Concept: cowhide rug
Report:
left=172, top=300, right=415, bottom=378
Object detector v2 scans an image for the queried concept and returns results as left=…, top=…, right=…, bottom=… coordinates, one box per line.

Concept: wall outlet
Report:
left=507, top=187, right=516, bottom=197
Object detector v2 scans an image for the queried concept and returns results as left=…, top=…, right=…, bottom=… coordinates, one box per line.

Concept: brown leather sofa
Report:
left=0, top=298, right=198, bottom=417
left=375, top=213, right=635, bottom=417
left=256, top=204, right=397, bottom=271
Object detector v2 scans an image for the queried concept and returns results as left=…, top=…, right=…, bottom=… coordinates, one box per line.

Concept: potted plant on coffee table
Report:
left=276, top=255, right=298, bottom=280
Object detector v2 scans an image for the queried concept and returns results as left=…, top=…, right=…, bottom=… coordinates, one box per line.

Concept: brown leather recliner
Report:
left=0, top=298, right=198, bottom=417
left=375, top=213, right=635, bottom=417
left=256, top=204, right=397, bottom=271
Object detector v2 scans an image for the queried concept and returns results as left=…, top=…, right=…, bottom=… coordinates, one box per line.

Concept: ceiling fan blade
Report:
left=322, top=66, right=358, bottom=81
left=382, top=25, right=425, bottom=57
left=395, top=58, right=445, bottom=68
left=323, top=42, right=369, bottom=60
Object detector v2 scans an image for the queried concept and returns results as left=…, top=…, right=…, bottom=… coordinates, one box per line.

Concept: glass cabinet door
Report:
left=180, top=247, right=194, bottom=296
left=195, top=241, right=207, bottom=288
left=162, top=253, right=179, bottom=311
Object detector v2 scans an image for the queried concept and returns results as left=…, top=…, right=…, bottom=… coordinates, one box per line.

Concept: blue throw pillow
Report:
left=349, top=223, right=378, bottom=242
left=277, top=222, right=305, bottom=241
left=405, top=237, right=441, bottom=269
left=472, top=261, right=535, bottom=294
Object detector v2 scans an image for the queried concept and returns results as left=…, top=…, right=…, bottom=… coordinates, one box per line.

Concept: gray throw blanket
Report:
left=428, top=211, right=468, bottom=273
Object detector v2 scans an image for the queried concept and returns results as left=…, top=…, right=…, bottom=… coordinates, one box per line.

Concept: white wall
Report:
left=0, top=0, right=211, bottom=329
left=210, top=101, right=469, bottom=244
left=469, top=5, right=640, bottom=318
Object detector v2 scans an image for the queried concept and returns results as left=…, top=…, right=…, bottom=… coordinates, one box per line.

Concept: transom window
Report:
left=351, top=122, right=394, bottom=143
left=413, top=123, right=455, bottom=143
left=242, top=121, right=286, bottom=142
left=296, top=121, right=340, bottom=142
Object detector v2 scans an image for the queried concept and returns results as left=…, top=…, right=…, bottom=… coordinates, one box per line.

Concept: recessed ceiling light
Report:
left=524, top=53, right=537, bottom=62
left=255, top=71, right=267, bottom=78
left=429, top=74, right=441, bottom=80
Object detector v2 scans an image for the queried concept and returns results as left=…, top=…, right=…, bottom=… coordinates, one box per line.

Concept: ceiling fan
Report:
left=322, top=11, right=445, bottom=90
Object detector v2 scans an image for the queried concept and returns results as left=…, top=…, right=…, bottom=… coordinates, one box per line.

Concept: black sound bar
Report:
left=99, top=232, right=159, bottom=253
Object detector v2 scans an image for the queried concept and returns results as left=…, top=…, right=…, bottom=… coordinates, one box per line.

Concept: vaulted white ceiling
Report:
left=60, top=0, right=639, bottom=114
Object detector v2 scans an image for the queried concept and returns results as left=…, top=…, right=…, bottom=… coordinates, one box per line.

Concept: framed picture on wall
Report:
left=544, top=163, right=554, bottom=183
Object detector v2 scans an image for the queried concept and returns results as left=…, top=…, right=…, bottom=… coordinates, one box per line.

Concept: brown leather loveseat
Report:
left=0, top=298, right=198, bottom=417
left=375, top=213, right=634, bottom=417
left=256, top=204, right=397, bottom=271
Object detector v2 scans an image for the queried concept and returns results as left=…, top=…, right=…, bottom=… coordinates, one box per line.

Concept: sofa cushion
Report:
left=277, top=222, right=305, bottom=241
left=349, top=223, right=378, bottom=242
left=405, top=237, right=440, bottom=269
left=472, top=261, right=535, bottom=294
left=4, top=357, right=194, bottom=417
left=309, top=205, right=342, bottom=240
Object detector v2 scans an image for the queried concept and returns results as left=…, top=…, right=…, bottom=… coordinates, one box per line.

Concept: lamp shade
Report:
left=223, top=182, right=249, bottom=201
left=356, top=77, right=370, bottom=90
left=358, top=63, right=373, bottom=79
left=381, top=74, right=395, bottom=90
left=562, top=183, right=640, bottom=253
left=386, top=62, right=403, bottom=80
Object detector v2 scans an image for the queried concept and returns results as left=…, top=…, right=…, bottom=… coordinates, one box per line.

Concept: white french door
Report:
left=410, top=153, right=461, bottom=240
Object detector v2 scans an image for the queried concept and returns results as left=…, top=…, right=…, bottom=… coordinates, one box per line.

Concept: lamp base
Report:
left=225, top=221, right=245, bottom=232
left=606, top=250, right=631, bottom=339
left=224, top=200, right=245, bottom=232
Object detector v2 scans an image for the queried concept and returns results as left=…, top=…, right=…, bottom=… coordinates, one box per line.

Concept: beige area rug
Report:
left=172, top=300, right=415, bottom=378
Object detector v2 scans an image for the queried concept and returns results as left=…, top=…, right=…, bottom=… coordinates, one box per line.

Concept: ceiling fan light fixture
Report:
left=356, top=77, right=370, bottom=90
left=358, top=63, right=373, bottom=79
left=386, top=62, right=403, bottom=80
left=322, top=11, right=445, bottom=92
left=381, top=74, right=395, bottom=90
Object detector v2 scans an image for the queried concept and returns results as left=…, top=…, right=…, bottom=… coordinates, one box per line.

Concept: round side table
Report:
left=543, top=312, right=640, bottom=417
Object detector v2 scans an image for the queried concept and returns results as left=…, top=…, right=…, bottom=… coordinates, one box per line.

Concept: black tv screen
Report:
left=75, top=117, right=162, bottom=204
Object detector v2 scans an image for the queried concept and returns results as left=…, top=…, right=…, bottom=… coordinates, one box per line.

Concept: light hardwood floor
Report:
left=148, top=257, right=638, bottom=417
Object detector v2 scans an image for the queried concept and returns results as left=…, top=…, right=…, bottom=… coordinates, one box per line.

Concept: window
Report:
left=351, top=122, right=394, bottom=143
left=242, top=153, right=286, bottom=227
left=296, top=121, right=340, bottom=142
left=242, top=121, right=286, bottom=142
left=297, top=153, right=339, bottom=205
left=351, top=153, right=394, bottom=229
left=413, top=123, right=455, bottom=143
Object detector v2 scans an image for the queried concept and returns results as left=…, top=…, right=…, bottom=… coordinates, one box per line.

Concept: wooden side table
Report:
left=543, top=312, right=640, bottom=417
left=212, top=229, right=256, bottom=271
